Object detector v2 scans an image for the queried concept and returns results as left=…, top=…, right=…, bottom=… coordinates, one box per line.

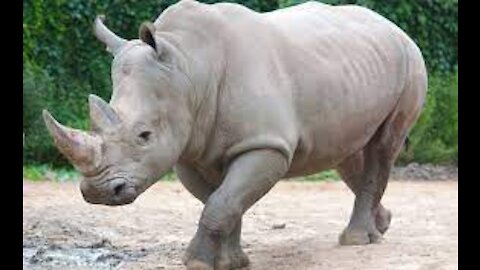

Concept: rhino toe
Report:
left=339, top=227, right=383, bottom=246
left=186, top=260, right=214, bottom=270
left=216, top=248, right=250, bottom=270
left=375, top=207, right=392, bottom=234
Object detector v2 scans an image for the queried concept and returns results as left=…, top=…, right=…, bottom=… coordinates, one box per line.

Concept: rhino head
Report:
left=43, top=16, right=193, bottom=206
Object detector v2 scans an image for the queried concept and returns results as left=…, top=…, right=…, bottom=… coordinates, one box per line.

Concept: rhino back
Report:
left=257, top=2, right=420, bottom=175
left=155, top=1, right=423, bottom=178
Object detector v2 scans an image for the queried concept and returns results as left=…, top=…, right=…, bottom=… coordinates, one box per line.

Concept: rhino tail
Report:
left=404, top=135, right=410, bottom=152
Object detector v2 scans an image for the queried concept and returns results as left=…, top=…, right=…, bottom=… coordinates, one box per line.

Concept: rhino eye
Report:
left=138, top=131, right=152, bottom=142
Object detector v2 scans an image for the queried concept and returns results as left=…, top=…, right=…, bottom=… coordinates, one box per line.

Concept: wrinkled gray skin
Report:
left=43, top=1, right=427, bottom=269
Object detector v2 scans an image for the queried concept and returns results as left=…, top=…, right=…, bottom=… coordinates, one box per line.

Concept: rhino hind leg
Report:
left=176, top=164, right=250, bottom=269
left=336, top=151, right=392, bottom=236
left=337, top=80, right=425, bottom=246
left=337, top=133, right=401, bottom=245
left=336, top=145, right=389, bottom=246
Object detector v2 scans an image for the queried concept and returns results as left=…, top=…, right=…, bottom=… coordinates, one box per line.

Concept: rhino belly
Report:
left=285, top=120, right=383, bottom=178
left=284, top=83, right=401, bottom=178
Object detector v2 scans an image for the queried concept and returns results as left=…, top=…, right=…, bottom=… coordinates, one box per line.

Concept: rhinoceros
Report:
left=43, top=0, right=427, bottom=269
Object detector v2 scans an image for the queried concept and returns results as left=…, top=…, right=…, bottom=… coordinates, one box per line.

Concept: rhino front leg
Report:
left=216, top=218, right=249, bottom=269
left=176, top=164, right=216, bottom=204
left=184, top=149, right=288, bottom=270
left=176, top=164, right=249, bottom=269
left=185, top=219, right=249, bottom=270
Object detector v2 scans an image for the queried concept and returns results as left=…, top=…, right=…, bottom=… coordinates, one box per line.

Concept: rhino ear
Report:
left=139, top=22, right=177, bottom=68
left=139, top=22, right=157, bottom=51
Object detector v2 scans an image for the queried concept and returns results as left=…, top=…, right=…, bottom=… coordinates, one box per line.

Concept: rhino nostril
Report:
left=113, top=182, right=126, bottom=196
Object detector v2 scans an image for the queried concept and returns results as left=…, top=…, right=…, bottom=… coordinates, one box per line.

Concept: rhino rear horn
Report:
left=43, top=110, right=103, bottom=174
left=93, top=15, right=127, bottom=55
left=89, top=94, right=120, bottom=132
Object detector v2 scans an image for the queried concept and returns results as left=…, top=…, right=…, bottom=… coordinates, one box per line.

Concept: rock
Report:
left=272, top=223, right=286, bottom=229
left=390, top=163, right=458, bottom=181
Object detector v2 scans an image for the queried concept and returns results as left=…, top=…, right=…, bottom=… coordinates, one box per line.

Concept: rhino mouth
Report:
left=80, top=173, right=140, bottom=206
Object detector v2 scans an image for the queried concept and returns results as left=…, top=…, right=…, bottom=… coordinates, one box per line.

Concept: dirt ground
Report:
left=23, top=178, right=458, bottom=270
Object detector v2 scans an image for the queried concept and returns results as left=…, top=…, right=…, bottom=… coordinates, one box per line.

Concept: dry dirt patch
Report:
left=23, top=179, right=458, bottom=269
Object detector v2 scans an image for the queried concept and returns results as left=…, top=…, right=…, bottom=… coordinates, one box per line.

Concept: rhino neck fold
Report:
left=152, top=4, right=229, bottom=162
left=176, top=54, right=225, bottom=163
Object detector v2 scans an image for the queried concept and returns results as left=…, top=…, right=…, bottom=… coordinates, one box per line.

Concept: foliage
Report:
left=23, top=166, right=341, bottom=182
left=301, top=170, right=341, bottom=181
left=23, top=165, right=177, bottom=182
left=23, top=0, right=457, bottom=167
left=23, top=164, right=81, bottom=182
left=398, top=69, right=458, bottom=165
left=23, top=61, right=90, bottom=166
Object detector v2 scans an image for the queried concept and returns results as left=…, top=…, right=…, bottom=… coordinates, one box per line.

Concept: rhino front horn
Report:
left=93, top=15, right=127, bottom=55
left=43, top=110, right=103, bottom=174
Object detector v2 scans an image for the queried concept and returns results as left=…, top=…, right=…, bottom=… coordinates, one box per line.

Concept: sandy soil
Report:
left=23, top=179, right=458, bottom=270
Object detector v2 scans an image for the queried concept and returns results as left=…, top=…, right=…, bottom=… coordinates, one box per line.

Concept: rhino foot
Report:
left=216, top=247, right=250, bottom=270
left=183, top=250, right=215, bottom=270
left=182, top=232, right=215, bottom=270
left=375, top=206, right=392, bottom=234
left=183, top=230, right=249, bottom=270
left=186, top=260, right=214, bottom=270
left=339, top=224, right=383, bottom=246
left=184, top=249, right=249, bottom=270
